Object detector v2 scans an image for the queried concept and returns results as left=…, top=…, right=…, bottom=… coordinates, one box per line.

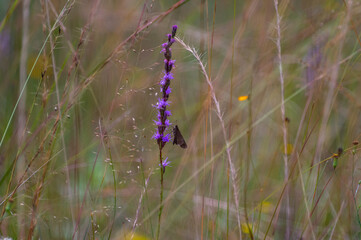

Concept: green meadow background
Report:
left=0, top=0, right=361, bottom=239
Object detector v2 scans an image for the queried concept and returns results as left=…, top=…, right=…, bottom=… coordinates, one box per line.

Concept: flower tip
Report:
left=172, top=25, right=178, bottom=38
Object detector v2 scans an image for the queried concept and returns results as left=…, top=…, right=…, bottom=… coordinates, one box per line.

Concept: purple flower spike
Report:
left=154, top=25, right=178, bottom=237
left=153, top=25, right=178, bottom=151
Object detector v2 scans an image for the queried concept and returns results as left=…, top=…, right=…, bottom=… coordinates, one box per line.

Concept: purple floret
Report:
left=157, top=98, right=169, bottom=109
left=164, top=110, right=171, bottom=117
left=164, top=72, right=174, bottom=81
left=159, top=157, right=172, bottom=173
left=164, top=119, right=171, bottom=127
left=165, top=87, right=172, bottom=95
left=154, top=119, right=162, bottom=126
left=152, top=131, right=162, bottom=140
left=162, top=134, right=171, bottom=143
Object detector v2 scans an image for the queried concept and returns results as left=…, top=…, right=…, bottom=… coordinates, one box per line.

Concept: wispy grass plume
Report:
left=176, top=36, right=242, bottom=239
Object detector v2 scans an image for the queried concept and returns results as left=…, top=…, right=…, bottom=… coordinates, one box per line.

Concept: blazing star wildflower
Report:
left=155, top=25, right=178, bottom=240
left=153, top=25, right=178, bottom=150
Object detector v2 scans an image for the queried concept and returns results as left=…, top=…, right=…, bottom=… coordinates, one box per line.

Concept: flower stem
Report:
left=156, top=148, right=164, bottom=240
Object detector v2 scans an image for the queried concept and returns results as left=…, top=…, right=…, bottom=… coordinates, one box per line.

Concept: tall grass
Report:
left=0, top=0, right=361, bottom=239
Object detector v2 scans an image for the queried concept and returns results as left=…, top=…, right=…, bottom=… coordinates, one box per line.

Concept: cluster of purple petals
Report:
left=159, top=157, right=171, bottom=173
left=152, top=25, right=178, bottom=150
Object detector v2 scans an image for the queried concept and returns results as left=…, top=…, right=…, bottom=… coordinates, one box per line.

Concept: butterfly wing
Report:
left=173, top=125, right=187, bottom=148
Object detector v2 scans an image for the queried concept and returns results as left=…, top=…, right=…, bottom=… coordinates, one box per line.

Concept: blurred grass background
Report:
left=1, top=0, right=361, bottom=239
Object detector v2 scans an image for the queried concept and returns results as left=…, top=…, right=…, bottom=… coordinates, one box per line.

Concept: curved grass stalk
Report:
left=176, top=37, right=242, bottom=240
